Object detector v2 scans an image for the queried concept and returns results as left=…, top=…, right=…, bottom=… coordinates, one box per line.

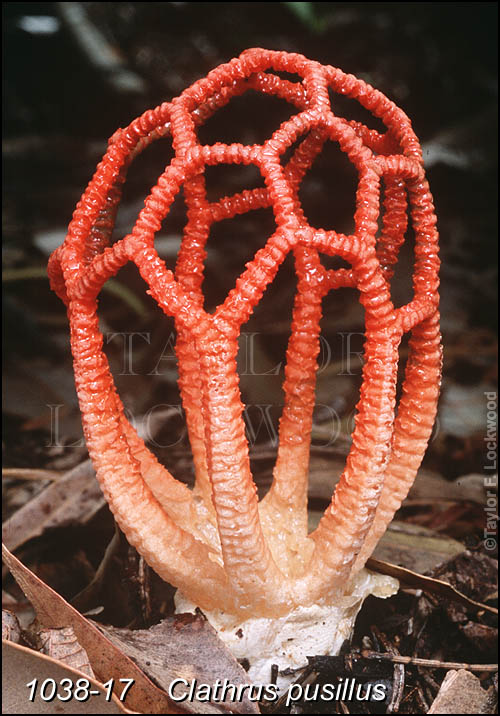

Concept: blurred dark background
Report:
left=2, top=2, right=498, bottom=486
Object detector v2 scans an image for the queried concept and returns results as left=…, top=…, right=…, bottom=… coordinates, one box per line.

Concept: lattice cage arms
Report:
left=48, top=48, right=441, bottom=618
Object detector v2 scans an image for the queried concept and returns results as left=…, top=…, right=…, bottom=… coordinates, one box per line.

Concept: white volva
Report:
left=175, top=569, right=398, bottom=686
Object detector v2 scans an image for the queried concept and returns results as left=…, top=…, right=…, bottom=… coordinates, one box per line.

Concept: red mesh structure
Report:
left=48, top=49, right=441, bottom=617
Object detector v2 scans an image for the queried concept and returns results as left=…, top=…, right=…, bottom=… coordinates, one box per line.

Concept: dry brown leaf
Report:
left=2, top=588, right=35, bottom=629
left=2, top=640, right=132, bottom=714
left=367, top=557, right=498, bottom=616
left=2, top=609, right=22, bottom=643
left=99, top=614, right=260, bottom=714
left=2, top=544, right=183, bottom=714
left=37, top=626, right=95, bottom=679
left=428, top=668, right=496, bottom=714
left=372, top=521, right=466, bottom=573
left=2, top=460, right=104, bottom=552
left=2, top=468, right=64, bottom=482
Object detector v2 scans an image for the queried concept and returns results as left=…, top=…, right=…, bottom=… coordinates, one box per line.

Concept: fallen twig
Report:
left=361, top=651, right=498, bottom=672
left=367, top=557, right=498, bottom=616
left=2, top=468, right=63, bottom=482
left=371, top=626, right=404, bottom=713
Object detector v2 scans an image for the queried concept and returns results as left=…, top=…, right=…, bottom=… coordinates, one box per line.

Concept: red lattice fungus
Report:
left=48, top=49, right=441, bottom=618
